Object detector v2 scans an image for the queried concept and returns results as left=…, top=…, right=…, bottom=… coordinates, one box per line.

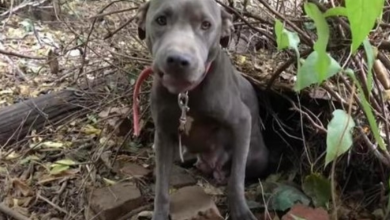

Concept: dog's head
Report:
left=135, top=0, right=233, bottom=94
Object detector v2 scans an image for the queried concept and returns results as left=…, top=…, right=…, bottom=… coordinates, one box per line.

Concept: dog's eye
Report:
left=201, top=21, right=211, bottom=30
left=156, top=16, right=167, bottom=26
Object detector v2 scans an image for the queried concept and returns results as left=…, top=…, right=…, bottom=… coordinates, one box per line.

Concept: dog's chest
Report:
left=180, top=114, right=222, bottom=153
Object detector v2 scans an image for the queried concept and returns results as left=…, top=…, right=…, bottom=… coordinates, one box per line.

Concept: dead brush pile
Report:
left=0, top=0, right=390, bottom=219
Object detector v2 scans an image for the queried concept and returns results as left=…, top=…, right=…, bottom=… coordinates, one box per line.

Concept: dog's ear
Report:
left=220, top=8, right=234, bottom=48
left=135, top=2, right=150, bottom=40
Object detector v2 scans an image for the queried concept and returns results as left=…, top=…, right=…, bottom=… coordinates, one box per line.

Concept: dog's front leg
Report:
left=153, top=130, right=175, bottom=220
left=227, top=104, right=257, bottom=220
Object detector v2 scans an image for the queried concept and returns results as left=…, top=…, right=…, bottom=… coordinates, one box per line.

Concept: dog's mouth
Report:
left=155, top=64, right=209, bottom=94
left=158, top=71, right=199, bottom=93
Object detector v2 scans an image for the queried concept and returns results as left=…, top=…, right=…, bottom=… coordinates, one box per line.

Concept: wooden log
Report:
left=0, top=74, right=129, bottom=146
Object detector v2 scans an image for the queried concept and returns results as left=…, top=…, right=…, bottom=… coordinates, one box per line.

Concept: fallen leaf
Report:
left=19, top=155, right=41, bottom=165
left=10, top=200, right=29, bottom=217
left=12, top=178, right=34, bottom=196
left=41, top=141, right=66, bottom=149
left=201, top=182, right=224, bottom=196
left=18, top=85, right=31, bottom=96
left=119, top=162, right=151, bottom=178
left=5, top=151, right=20, bottom=160
left=170, top=186, right=223, bottom=220
left=0, top=167, right=6, bottom=174
left=14, top=197, right=34, bottom=207
left=50, top=164, right=70, bottom=175
left=237, top=55, right=246, bottom=65
left=269, top=184, right=311, bottom=212
left=103, top=178, right=117, bottom=185
left=49, top=159, right=78, bottom=175
left=137, top=211, right=154, bottom=219
left=0, top=89, right=14, bottom=95
left=53, top=159, right=77, bottom=166
left=302, top=173, right=331, bottom=208
left=81, top=124, right=101, bottom=135
left=98, top=107, right=130, bottom=118
left=382, top=90, right=390, bottom=101
left=100, top=151, right=113, bottom=170
left=38, top=170, right=78, bottom=184
left=281, top=203, right=330, bottom=220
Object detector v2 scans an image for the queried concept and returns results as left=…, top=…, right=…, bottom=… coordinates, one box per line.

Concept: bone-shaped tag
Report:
left=184, top=116, right=194, bottom=136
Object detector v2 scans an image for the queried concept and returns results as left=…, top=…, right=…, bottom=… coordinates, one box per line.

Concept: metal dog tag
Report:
left=177, top=91, right=189, bottom=162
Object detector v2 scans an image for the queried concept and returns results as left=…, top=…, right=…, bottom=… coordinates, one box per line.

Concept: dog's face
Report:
left=135, top=0, right=233, bottom=94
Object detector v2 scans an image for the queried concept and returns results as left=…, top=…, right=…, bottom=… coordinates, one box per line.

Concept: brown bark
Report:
left=0, top=74, right=129, bottom=146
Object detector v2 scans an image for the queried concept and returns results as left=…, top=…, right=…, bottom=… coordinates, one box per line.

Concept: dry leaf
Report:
left=81, top=124, right=101, bottom=135
left=12, top=178, right=34, bottom=196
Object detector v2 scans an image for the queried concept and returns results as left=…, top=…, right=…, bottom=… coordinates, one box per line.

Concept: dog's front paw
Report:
left=230, top=207, right=257, bottom=220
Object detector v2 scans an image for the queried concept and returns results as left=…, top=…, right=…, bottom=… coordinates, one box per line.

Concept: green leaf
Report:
left=304, top=3, right=330, bottom=81
left=346, top=0, right=385, bottom=53
left=49, top=159, right=77, bottom=175
left=274, top=19, right=302, bottom=80
left=325, top=109, right=355, bottom=166
left=294, top=51, right=341, bottom=91
left=274, top=19, right=301, bottom=51
left=302, top=173, right=331, bottom=208
left=324, top=6, right=347, bottom=17
left=41, top=141, right=65, bottom=148
left=50, top=164, right=70, bottom=175
left=270, top=185, right=311, bottom=211
left=19, top=155, right=40, bottom=165
left=363, top=39, right=375, bottom=92
left=275, top=19, right=289, bottom=50
left=346, top=69, right=386, bottom=150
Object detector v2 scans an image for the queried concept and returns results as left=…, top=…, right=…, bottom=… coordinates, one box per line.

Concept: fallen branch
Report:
left=0, top=203, right=29, bottom=220
left=0, top=0, right=49, bottom=18
left=0, top=73, right=129, bottom=147
left=0, top=48, right=46, bottom=60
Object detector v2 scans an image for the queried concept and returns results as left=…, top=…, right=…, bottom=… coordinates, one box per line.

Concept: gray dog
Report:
left=134, top=0, right=269, bottom=219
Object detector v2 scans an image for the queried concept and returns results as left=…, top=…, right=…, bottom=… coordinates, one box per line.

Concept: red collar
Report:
left=132, top=63, right=212, bottom=136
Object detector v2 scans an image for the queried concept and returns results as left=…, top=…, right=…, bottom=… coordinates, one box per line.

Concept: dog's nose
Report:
left=166, top=54, right=191, bottom=69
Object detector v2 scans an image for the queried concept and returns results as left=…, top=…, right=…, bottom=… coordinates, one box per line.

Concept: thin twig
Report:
left=37, top=192, right=69, bottom=215
left=216, top=0, right=276, bottom=44
left=0, top=48, right=46, bottom=60
left=266, top=49, right=311, bottom=90
left=291, top=102, right=327, bottom=133
left=357, top=127, right=390, bottom=167
left=0, top=43, right=30, bottom=82
left=104, top=16, right=137, bottom=40
left=89, top=7, right=138, bottom=19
